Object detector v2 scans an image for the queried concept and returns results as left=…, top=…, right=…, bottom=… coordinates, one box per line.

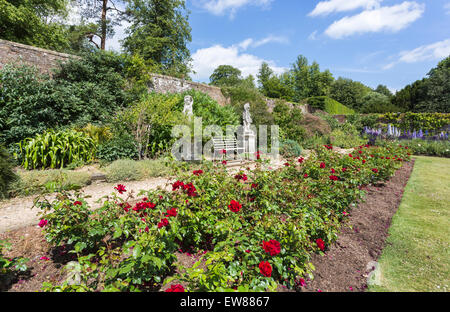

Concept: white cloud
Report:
left=309, top=0, right=382, bottom=17
left=383, top=39, right=450, bottom=69
left=324, top=1, right=425, bottom=39
left=198, top=0, right=273, bottom=17
left=191, top=41, right=287, bottom=82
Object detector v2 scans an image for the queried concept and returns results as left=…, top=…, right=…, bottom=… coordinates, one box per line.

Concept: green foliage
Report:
left=9, top=169, right=92, bottom=197
left=17, top=129, right=96, bottom=170
left=419, top=56, right=449, bottom=113
left=0, top=64, right=61, bottom=148
left=360, top=92, right=403, bottom=113
left=222, top=85, right=274, bottom=127
left=34, top=142, right=411, bottom=292
left=96, top=133, right=139, bottom=163
left=291, top=55, right=334, bottom=102
left=104, top=159, right=171, bottom=182
left=1, top=239, right=28, bottom=290
left=380, top=112, right=450, bottom=132
left=329, top=77, right=372, bottom=110
left=0, top=0, right=71, bottom=52
left=375, top=84, right=393, bottom=98
left=210, top=65, right=244, bottom=87
left=376, top=139, right=450, bottom=158
left=346, top=114, right=380, bottom=132
left=257, top=63, right=294, bottom=100
left=123, top=0, right=192, bottom=77
left=307, top=96, right=355, bottom=115
left=0, top=51, right=135, bottom=148
left=329, top=128, right=365, bottom=149
left=0, top=145, right=18, bottom=199
left=273, top=101, right=306, bottom=143
left=280, top=139, right=303, bottom=158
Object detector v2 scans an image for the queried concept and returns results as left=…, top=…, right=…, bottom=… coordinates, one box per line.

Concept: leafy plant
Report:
left=17, top=129, right=96, bottom=170
left=0, top=145, right=18, bottom=199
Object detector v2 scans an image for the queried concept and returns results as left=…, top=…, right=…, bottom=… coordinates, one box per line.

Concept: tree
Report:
left=375, top=84, right=393, bottom=98
left=122, top=0, right=192, bottom=77
left=0, top=0, right=71, bottom=51
left=360, top=91, right=402, bottom=113
left=329, top=77, right=372, bottom=111
left=209, top=65, right=243, bottom=87
left=418, top=55, right=450, bottom=113
left=290, top=55, right=334, bottom=102
left=74, top=0, right=127, bottom=50
left=257, top=62, right=273, bottom=90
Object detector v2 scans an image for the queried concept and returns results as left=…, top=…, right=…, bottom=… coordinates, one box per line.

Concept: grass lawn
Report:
left=369, top=156, right=450, bottom=292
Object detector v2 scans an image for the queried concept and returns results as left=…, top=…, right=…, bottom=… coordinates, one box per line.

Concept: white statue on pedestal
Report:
left=243, top=103, right=253, bottom=134
left=183, top=95, right=194, bottom=117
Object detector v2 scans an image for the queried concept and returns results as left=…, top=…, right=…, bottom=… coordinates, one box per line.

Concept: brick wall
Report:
left=0, top=39, right=78, bottom=75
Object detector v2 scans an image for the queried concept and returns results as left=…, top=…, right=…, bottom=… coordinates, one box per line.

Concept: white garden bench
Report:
left=212, top=136, right=245, bottom=161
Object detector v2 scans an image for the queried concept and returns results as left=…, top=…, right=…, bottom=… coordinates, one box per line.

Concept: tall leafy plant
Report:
left=18, top=130, right=96, bottom=170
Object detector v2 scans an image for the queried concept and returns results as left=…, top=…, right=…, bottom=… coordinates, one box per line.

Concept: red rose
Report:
left=320, top=162, right=326, bottom=169
left=165, top=284, right=185, bottom=292
left=193, top=170, right=204, bottom=176
left=165, top=208, right=178, bottom=217
left=329, top=175, right=339, bottom=181
left=262, top=240, right=281, bottom=256
left=316, top=238, right=325, bottom=251
left=330, top=168, right=335, bottom=173
left=157, top=218, right=170, bottom=229
left=222, top=160, right=227, bottom=165
left=259, top=261, right=272, bottom=277
left=119, top=202, right=131, bottom=212
left=304, top=173, right=308, bottom=178
left=73, top=201, right=82, bottom=206
left=298, top=157, right=304, bottom=163
left=372, top=168, right=379, bottom=173
left=172, top=180, right=184, bottom=191
left=114, top=184, right=126, bottom=194
left=342, top=167, right=347, bottom=172
left=38, top=219, right=48, bottom=228
left=251, top=183, right=258, bottom=189
left=228, top=200, right=242, bottom=213
left=234, top=173, right=248, bottom=181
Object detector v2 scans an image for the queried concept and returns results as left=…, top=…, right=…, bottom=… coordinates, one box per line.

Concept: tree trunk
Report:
left=101, top=0, right=108, bottom=50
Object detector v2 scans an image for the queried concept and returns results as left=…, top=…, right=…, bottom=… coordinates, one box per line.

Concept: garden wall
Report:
left=0, top=39, right=78, bottom=75
left=148, top=73, right=230, bottom=106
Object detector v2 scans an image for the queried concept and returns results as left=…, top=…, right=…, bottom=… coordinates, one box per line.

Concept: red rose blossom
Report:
left=38, top=219, right=48, bottom=228
left=73, top=201, right=82, bottom=206
left=228, top=200, right=242, bottom=213
left=329, top=175, right=339, bottom=181
left=262, top=240, right=281, bottom=256
left=193, top=170, right=204, bottom=176
left=157, top=218, right=169, bottom=229
left=316, top=238, right=325, bottom=251
left=165, top=284, right=185, bottom=292
left=259, top=261, right=272, bottom=277
left=165, top=208, right=178, bottom=217
left=320, top=162, right=326, bottom=169
left=114, top=184, right=126, bottom=194
left=372, top=168, right=379, bottom=173
left=298, top=157, right=304, bottom=163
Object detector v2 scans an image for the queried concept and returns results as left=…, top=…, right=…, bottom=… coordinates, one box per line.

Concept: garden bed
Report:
left=303, top=159, right=415, bottom=292
left=1, top=158, right=415, bottom=292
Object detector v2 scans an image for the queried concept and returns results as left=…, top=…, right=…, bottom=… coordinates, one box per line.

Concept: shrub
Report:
left=280, top=139, right=303, bottom=158
left=17, top=129, right=96, bottom=170
left=0, top=239, right=28, bottom=291
left=9, top=169, right=92, bottom=197
left=380, top=112, right=450, bottom=132
left=329, top=129, right=366, bottom=149
left=273, top=101, right=306, bottom=143
left=298, top=113, right=331, bottom=138
left=104, top=158, right=172, bottom=183
left=96, top=133, right=139, bottom=163
left=307, top=96, right=355, bottom=115
left=0, top=145, right=18, bottom=199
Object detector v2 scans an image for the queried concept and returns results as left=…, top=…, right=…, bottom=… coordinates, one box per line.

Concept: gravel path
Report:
left=0, top=177, right=173, bottom=234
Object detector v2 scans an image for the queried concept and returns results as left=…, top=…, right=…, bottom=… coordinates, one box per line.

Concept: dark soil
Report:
left=302, top=159, right=415, bottom=292
left=0, top=160, right=415, bottom=292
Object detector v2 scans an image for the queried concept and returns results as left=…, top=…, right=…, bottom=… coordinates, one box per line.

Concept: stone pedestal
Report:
left=244, top=131, right=256, bottom=159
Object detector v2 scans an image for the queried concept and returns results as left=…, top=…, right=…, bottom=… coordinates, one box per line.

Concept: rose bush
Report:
left=36, top=142, right=410, bottom=292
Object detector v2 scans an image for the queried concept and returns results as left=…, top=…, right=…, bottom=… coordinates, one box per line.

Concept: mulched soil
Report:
left=303, top=159, right=415, bottom=292
left=0, top=160, right=415, bottom=292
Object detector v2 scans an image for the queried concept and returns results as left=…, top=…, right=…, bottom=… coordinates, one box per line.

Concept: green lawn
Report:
left=368, top=156, right=450, bottom=292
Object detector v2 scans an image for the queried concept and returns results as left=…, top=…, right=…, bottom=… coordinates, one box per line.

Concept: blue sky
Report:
left=105, top=0, right=450, bottom=93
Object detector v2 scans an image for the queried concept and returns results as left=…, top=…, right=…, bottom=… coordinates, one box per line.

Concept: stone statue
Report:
left=183, top=95, right=194, bottom=117
left=243, top=103, right=253, bottom=134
